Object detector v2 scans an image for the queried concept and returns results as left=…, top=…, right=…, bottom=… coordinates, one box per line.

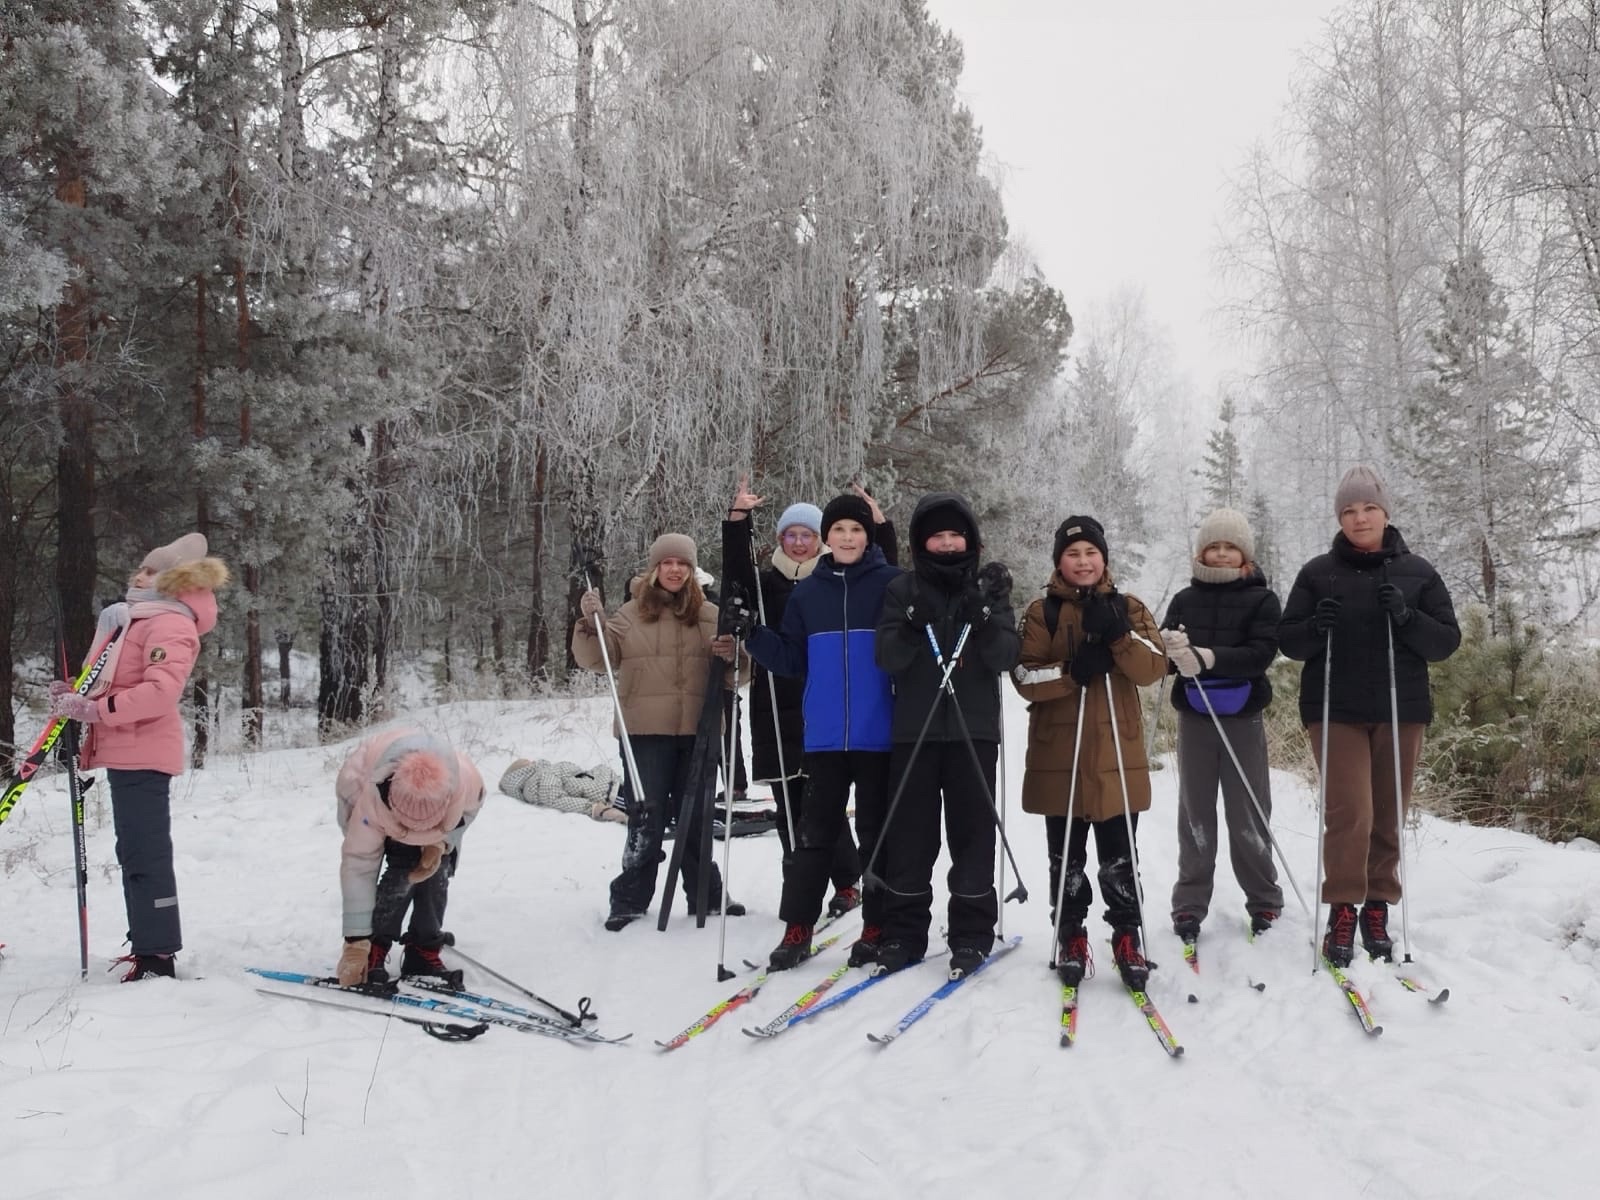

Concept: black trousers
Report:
left=771, top=774, right=861, bottom=890
left=776, top=751, right=885, bottom=926
left=371, top=840, right=459, bottom=949
left=1046, top=812, right=1142, bottom=928
left=108, top=769, right=182, bottom=956
left=609, top=735, right=723, bottom=915
left=879, top=740, right=999, bottom=956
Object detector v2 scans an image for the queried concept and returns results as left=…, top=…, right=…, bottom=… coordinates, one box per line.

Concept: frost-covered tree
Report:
left=1397, top=249, right=1574, bottom=627
left=1198, top=396, right=1246, bottom=509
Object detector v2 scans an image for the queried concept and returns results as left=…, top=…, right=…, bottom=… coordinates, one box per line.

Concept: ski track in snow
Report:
left=2, top=692, right=1598, bottom=1199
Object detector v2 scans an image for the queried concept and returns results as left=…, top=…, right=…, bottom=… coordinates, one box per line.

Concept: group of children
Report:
left=564, top=462, right=1458, bottom=988
left=60, top=462, right=1454, bottom=992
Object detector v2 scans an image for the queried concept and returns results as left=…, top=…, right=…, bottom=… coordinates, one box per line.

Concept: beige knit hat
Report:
left=1334, top=465, right=1392, bottom=518
left=141, top=532, right=208, bottom=575
left=646, top=533, right=697, bottom=570
left=1195, top=509, right=1254, bottom=562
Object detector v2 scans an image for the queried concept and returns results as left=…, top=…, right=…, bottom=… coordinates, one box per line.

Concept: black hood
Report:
left=909, top=492, right=982, bottom=559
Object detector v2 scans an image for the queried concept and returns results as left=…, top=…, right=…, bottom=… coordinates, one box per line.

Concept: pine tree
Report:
left=1397, top=248, right=1574, bottom=630
left=1197, top=397, right=1245, bottom=509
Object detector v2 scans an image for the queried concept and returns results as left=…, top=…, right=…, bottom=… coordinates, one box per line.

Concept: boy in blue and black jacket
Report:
left=745, top=494, right=900, bottom=971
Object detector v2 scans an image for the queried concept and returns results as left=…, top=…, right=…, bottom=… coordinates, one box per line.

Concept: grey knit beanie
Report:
left=1334, top=465, right=1392, bottom=518
left=1195, top=508, right=1255, bottom=562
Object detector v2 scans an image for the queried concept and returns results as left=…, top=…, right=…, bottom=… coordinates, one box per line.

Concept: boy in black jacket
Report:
left=873, top=494, right=1019, bottom=977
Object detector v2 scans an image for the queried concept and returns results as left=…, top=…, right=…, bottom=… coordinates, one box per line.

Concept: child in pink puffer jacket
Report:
left=49, top=532, right=230, bottom=981
left=334, top=729, right=485, bottom=987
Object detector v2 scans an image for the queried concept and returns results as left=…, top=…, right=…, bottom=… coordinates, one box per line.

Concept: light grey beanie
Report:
left=1195, top=508, right=1255, bottom=562
left=1334, top=464, right=1392, bottom=518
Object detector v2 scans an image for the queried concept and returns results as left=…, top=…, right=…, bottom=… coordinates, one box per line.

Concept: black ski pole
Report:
left=54, top=613, right=91, bottom=979
left=860, top=621, right=972, bottom=891
left=445, top=944, right=596, bottom=1025
left=922, top=624, right=1028, bottom=903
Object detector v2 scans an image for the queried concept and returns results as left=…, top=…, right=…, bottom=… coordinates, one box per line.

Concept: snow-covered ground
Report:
left=3, top=690, right=1598, bottom=1200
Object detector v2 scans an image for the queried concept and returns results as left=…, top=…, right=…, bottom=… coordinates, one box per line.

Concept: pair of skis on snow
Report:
left=250, top=947, right=627, bottom=1046
left=657, top=927, right=1024, bottom=1050
left=1179, top=922, right=1447, bottom=1040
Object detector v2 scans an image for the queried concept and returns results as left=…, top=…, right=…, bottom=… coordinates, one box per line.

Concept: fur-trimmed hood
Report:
left=157, top=556, right=229, bottom=598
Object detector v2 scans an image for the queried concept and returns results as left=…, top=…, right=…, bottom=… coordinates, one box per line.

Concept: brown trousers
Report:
left=1307, top=721, right=1425, bottom=905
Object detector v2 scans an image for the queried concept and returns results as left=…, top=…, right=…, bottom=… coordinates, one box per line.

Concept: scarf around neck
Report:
left=770, top=545, right=821, bottom=582
left=80, top=588, right=198, bottom=697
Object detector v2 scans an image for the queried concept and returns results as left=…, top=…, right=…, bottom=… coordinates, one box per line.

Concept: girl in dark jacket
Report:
left=874, top=494, right=1019, bottom=978
left=743, top=493, right=900, bottom=970
left=722, top=479, right=897, bottom=928
left=1160, top=508, right=1284, bottom=942
left=1278, top=466, right=1459, bottom=966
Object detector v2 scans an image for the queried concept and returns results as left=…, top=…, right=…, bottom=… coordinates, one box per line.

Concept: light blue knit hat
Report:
left=775, top=502, right=822, bottom=537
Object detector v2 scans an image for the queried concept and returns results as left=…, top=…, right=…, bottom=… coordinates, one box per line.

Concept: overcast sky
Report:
left=922, top=0, right=1344, bottom=401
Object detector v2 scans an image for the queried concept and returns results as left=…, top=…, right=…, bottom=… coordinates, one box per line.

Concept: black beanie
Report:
left=1053, top=515, right=1108, bottom=564
left=820, top=494, right=876, bottom=545
left=916, top=501, right=975, bottom=546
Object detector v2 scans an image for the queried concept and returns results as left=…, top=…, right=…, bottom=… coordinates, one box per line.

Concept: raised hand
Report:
left=729, top=474, right=764, bottom=521
left=851, top=480, right=886, bottom=526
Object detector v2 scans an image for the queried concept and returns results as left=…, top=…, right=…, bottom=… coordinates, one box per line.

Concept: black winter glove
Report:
left=977, top=561, right=1013, bottom=609
left=721, top=593, right=757, bottom=639
left=1376, top=582, right=1411, bottom=627
left=1081, top=590, right=1131, bottom=642
left=1068, top=640, right=1115, bottom=686
left=1311, top=596, right=1342, bottom=635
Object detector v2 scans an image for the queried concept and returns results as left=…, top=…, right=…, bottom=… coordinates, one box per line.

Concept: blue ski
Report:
left=866, top=935, right=1023, bottom=1046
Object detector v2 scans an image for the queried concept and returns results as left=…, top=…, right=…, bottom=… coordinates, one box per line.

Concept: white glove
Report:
left=1170, top=645, right=1216, bottom=678
left=1160, top=627, right=1191, bottom=654
left=580, top=589, right=604, bottom=619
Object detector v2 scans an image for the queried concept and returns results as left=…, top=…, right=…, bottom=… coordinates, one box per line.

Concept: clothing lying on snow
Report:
left=498, top=757, right=624, bottom=821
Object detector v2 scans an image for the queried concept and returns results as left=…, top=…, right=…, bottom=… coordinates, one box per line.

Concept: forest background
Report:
left=3, top=0, right=1598, bottom=841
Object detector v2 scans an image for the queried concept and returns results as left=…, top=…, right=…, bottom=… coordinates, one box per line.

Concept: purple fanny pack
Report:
left=1184, top=678, right=1253, bottom=716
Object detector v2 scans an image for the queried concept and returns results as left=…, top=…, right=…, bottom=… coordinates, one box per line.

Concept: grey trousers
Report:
left=1169, top=711, right=1282, bottom=922
left=108, top=769, right=183, bottom=956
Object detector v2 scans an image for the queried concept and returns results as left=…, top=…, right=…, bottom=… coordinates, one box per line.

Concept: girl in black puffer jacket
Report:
left=1278, top=465, right=1459, bottom=967
left=1160, top=508, right=1284, bottom=944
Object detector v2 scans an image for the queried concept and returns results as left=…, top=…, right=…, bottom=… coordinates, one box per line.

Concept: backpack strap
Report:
left=1043, top=595, right=1065, bottom=639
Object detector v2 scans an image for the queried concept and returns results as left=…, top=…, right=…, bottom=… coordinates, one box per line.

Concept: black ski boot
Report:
left=872, top=940, right=922, bottom=975
left=1359, top=901, right=1394, bottom=961
left=848, top=925, right=883, bottom=968
left=116, top=953, right=177, bottom=982
left=827, top=885, right=862, bottom=918
left=1055, top=922, right=1091, bottom=986
left=604, top=910, right=646, bottom=932
left=948, top=945, right=987, bottom=979
left=365, top=938, right=392, bottom=984
left=1111, top=927, right=1150, bottom=990
left=401, top=943, right=465, bottom=990
left=1173, top=911, right=1202, bottom=942
left=1323, top=903, right=1358, bottom=967
left=767, top=923, right=813, bottom=971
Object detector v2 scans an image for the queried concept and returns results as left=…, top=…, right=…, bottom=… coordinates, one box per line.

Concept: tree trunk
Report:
left=192, top=270, right=211, bottom=768
left=318, top=543, right=369, bottom=734
left=276, top=629, right=293, bottom=708
left=525, top=438, right=550, bottom=678
left=231, top=120, right=264, bottom=746
left=54, top=169, right=96, bottom=668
